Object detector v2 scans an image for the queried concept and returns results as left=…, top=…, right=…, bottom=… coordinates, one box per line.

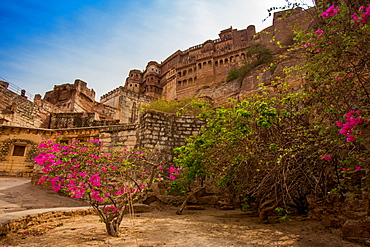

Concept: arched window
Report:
left=203, top=61, right=207, bottom=67
left=198, top=63, right=202, bottom=69
left=230, top=56, right=233, bottom=62
left=188, top=68, right=193, bottom=74
left=215, top=61, right=219, bottom=67
left=225, top=58, right=229, bottom=64
left=208, top=61, right=212, bottom=66
left=220, top=60, right=224, bottom=66
left=189, top=78, right=193, bottom=84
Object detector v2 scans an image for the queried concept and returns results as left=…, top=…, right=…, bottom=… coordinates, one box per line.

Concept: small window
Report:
left=60, top=140, right=69, bottom=145
left=13, top=145, right=26, bottom=156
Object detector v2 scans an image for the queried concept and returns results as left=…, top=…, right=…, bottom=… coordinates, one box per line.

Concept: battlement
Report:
left=74, top=79, right=96, bottom=100
left=100, top=86, right=153, bottom=103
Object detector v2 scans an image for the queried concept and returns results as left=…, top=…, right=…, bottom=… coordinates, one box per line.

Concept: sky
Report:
left=0, top=0, right=311, bottom=100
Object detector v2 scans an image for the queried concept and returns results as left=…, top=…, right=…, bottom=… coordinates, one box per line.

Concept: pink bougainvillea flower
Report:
left=326, top=5, right=340, bottom=16
left=355, top=166, right=361, bottom=171
left=169, top=174, right=176, bottom=180
left=336, top=121, right=343, bottom=127
left=320, top=154, right=331, bottom=160
left=169, top=167, right=176, bottom=174
left=158, top=165, right=164, bottom=170
left=346, top=135, right=356, bottom=142
left=342, top=168, right=347, bottom=171
left=321, top=12, right=329, bottom=18
left=321, top=5, right=340, bottom=19
left=315, top=30, right=324, bottom=34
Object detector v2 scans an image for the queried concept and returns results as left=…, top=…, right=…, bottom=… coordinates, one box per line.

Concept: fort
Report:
left=0, top=8, right=311, bottom=178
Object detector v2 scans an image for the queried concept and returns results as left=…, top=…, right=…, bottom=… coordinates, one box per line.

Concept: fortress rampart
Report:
left=119, top=8, right=310, bottom=101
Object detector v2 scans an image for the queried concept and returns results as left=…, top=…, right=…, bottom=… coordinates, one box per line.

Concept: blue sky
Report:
left=0, top=0, right=310, bottom=100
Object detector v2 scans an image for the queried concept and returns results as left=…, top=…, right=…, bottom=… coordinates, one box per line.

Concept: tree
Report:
left=34, top=137, right=163, bottom=237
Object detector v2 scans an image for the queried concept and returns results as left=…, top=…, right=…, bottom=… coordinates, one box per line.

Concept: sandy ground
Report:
left=0, top=207, right=363, bottom=247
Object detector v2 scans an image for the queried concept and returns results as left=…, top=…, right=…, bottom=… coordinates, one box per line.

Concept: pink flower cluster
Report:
left=34, top=138, right=156, bottom=208
left=336, top=111, right=363, bottom=142
left=321, top=5, right=340, bottom=18
left=342, top=166, right=361, bottom=172
left=169, top=167, right=180, bottom=180
left=352, top=6, right=370, bottom=24
left=105, top=205, right=118, bottom=215
left=335, top=73, right=355, bottom=85
left=320, top=154, right=331, bottom=160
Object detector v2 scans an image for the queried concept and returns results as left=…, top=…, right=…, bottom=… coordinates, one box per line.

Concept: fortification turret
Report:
left=142, top=61, right=162, bottom=98
left=125, top=69, right=143, bottom=94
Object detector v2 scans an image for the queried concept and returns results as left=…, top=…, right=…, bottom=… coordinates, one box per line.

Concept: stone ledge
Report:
left=0, top=204, right=152, bottom=237
left=0, top=207, right=93, bottom=237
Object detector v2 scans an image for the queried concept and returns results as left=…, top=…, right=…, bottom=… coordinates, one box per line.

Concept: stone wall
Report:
left=100, top=86, right=154, bottom=124
left=0, top=126, right=54, bottom=177
left=0, top=110, right=203, bottom=180
left=0, top=86, right=55, bottom=128
left=136, top=110, right=204, bottom=159
left=99, top=124, right=138, bottom=152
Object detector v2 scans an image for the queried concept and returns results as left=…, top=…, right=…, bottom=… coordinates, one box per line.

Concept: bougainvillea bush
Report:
left=34, top=137, right=163, bottom=237
left=173, top=0, right=369, bottom=222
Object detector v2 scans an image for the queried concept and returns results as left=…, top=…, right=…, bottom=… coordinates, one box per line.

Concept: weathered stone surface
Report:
left=156, top=195, right=184, bottom=206
left=342, top=220, right=370, bottom=238
left=197, top=196, right=225, bottom=205
left=186, top=205, right=205, bottom=210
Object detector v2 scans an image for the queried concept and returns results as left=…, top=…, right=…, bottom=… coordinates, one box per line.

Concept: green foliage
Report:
left=226, top=69, right=239, bottom=82
left=173, top=1, right=370, bottom=221
left=139, top=97, right=208, bottom=116
left=226, top=42, right=273, bottom=82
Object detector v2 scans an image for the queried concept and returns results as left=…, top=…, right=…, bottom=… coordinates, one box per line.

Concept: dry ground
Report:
left=0, top=206, right=363, bottom=247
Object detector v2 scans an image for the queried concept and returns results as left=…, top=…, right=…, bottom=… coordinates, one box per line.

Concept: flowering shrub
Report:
left=34, top=137, right=164, bottom=237
left=173, top=0, right=370, bottom=222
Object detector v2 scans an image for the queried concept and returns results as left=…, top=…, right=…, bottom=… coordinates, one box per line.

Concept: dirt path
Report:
left=0, top=207, right=362, bottom=247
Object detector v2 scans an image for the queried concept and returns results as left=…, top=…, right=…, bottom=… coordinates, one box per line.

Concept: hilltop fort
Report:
left=0, top=8, right=311, bottom=177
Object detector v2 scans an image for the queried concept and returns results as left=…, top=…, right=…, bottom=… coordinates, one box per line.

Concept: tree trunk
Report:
left=105, top=221, right=120, bottom=237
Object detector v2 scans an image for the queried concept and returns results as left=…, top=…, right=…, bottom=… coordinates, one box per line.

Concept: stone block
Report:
left=197, top=195, right=223, bottom=205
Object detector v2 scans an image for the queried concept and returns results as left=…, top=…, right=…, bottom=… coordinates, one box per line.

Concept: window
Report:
left=60, top=140, right=69, bottom=145
left=13, top=145, right=26, bottom=156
